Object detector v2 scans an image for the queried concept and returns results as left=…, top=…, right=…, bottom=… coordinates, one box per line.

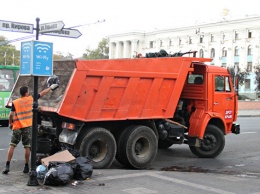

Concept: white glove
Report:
left=50, top=84, right=59, bottom=91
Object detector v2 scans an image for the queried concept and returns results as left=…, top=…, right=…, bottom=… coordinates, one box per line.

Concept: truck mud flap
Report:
left=187, top=137, right=201, bottom=147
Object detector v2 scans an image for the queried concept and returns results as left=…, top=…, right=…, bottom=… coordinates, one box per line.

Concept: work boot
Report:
left=23, top=165, right=29, bottom=173
left=2, top=165, right=10, bottom=174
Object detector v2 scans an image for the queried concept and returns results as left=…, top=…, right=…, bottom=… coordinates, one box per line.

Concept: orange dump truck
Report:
left=8, top=54, right=240, bottom=169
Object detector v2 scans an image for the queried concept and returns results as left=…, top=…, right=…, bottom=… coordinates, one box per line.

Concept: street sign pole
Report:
left=27, top=17, right=40, bottom=186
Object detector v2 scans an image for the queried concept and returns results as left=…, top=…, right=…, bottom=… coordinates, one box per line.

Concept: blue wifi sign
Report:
left=20, top=40, right=53, bottom=76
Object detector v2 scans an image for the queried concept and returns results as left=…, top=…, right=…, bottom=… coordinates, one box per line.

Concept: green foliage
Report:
left=227, top=66, right=249, bottom=85
left=82, top=38, right=109, bottom=59
left=0, top=36, right=20, bottom=66
left=254, top=64, right=260, bottom=92
left=53, top=52, right=74, bottom=60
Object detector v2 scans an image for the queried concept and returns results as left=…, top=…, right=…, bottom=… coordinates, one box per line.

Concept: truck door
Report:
left=213, top=75, right=235, bottom=122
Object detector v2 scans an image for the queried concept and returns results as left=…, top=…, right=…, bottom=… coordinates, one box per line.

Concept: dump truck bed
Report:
left=9, top=57, right=211, bottom=122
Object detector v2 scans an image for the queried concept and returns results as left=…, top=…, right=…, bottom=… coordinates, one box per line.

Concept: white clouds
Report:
left=1, top=0, right=260, bottom=57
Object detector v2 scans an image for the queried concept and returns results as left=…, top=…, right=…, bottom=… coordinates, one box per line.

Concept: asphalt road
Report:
left=0, top=117, right=259, bottom=194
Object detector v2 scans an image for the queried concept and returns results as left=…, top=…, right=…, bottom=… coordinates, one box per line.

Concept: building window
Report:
left=247, top=62, right=252, bottom=72
left=150, top=41, right=154, bottom=48
left=222, top=47, right=227, bottom=57
left=248, top=31, right=252, bottom=38
left=210, top=34, right=214, bottom=42
left=248, top=45, right=252, bottom=55
left=199, top=49, right=204, bottom=58
left=160, top=40, right=163, bottom=47
left=235, top=31, right=239, bottom=40
left=199, top=35, right=204, bottom=43
left=210, top=48, right=215, bottom=58
left=169, top=40, right=172, bottom=46
left=221, top=63, right=227, bottom=68
left=234, top=62, right=239, bottom=71
left=234, top=46, right=239, bottom=56
left=189, top=37, right=193, bottom=44
left=245, top=79, right=251, bottom=90
left=179, top=38, right=182, bottom=45
left=222, top=34, right=225, bottom=41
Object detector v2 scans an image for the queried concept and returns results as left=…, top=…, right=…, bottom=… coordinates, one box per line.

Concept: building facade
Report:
left=108, top=15, right=260, bottom=99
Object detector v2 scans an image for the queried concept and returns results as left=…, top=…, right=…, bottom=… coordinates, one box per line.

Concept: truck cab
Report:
left=178, top=63, right=240, bottom=157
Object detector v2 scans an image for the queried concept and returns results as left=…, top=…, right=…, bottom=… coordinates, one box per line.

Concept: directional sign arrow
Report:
left=39, top=21, right=65, bottom=33
left=43, top=28, right=82, bottom=38
left=0, top=20, right=34, bottom=33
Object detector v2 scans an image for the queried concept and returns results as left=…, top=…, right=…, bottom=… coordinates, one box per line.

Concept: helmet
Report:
left=47, top=75, right=60, bottom=87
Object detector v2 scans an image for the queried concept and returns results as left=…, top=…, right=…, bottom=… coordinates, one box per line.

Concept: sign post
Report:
left=27, top=17, right=40, bottom=186
left=26, top=19, right=54, bottom=186
left=43, top=28, right=82, bottom=38
left=39, top=21, right=65, bottom=34
left=20, top=40, right=53, bottom=76
left=0, top=20, right=34, bottom=33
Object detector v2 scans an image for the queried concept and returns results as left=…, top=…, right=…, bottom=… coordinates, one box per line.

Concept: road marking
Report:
left=240, top=132, right=257, bottom=134
left=217, top=176, right=246, bottom=181
left=122, top=187, right=157, bottom=194
left=97, top=171, right=152, bottom=181
left=148, top=173, right=235, bottom=194
left=97, top=171, right=235, bottom=194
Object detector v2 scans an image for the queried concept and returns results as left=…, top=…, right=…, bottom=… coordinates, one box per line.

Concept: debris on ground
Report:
left=161, top=166, right=209, bottom=173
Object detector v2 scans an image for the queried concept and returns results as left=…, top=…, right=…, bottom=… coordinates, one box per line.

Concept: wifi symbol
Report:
left=35, top=43, right=51, bottom=53
left=22, top=43, right=31, bottom=52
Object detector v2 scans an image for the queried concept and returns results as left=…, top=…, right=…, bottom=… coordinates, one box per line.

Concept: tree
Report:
left=228, top=66, right=249, bottom=86
left=254, top=64, right=260, bottom=93
left=53, top=52, right=74, bottom=60
left=82, top=38, right=109, bottom=59
left=0, top=36, right=20, bottom=66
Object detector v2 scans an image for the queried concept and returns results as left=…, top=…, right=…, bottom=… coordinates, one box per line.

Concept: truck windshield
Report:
left=0, top=69, right=15, bottom=91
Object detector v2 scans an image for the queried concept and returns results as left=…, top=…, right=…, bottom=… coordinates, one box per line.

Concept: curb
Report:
left=238, top=115, right=260, bottom=117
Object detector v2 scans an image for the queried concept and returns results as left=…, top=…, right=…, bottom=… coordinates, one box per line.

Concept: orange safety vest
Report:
left=12, top=96, right=33, bottom=130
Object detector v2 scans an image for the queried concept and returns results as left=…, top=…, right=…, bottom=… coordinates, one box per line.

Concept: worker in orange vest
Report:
left=2, top=83, right=58, bottom=174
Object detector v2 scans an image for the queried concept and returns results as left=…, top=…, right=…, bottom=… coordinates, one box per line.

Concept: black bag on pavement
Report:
left=73, top=157, right=93, bottom=180
left=43, top=163, right=74, bottom=186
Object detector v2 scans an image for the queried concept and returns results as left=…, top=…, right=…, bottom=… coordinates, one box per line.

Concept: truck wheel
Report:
left=78, top=127, right=116, bottom=169
left=115, top=126, right=133, bottom=166
left=158, top=139, right=174, bottom=149
left=117, top=125, right=158, bottom=169
left=189, top=125, right=225, bottom=158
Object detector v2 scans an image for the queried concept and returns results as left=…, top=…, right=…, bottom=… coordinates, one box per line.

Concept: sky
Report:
left=1, top=0, right=260, bottom=58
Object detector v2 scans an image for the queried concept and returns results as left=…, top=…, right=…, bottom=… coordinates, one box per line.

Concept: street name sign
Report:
left=0, top=20, right=33, bottom=33
left=39, top=21, right=65, bottom=33
left=44, top=28, right=82, bottom=38
left=20, top=40, right=53, bottom=76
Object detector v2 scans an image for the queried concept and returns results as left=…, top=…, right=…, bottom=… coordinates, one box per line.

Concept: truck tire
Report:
left=116, top=125, right=158, bottom=169
left=158, top=139, right=174, bottom=149
left=189, top=125, right=225, bottom=158
left=115, top=126, right=134, bottom=166
left=77, top=127, right=116, bottom=169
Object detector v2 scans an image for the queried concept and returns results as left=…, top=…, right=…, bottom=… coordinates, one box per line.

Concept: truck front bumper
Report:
left=232, top=123, right=240, bottom=134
